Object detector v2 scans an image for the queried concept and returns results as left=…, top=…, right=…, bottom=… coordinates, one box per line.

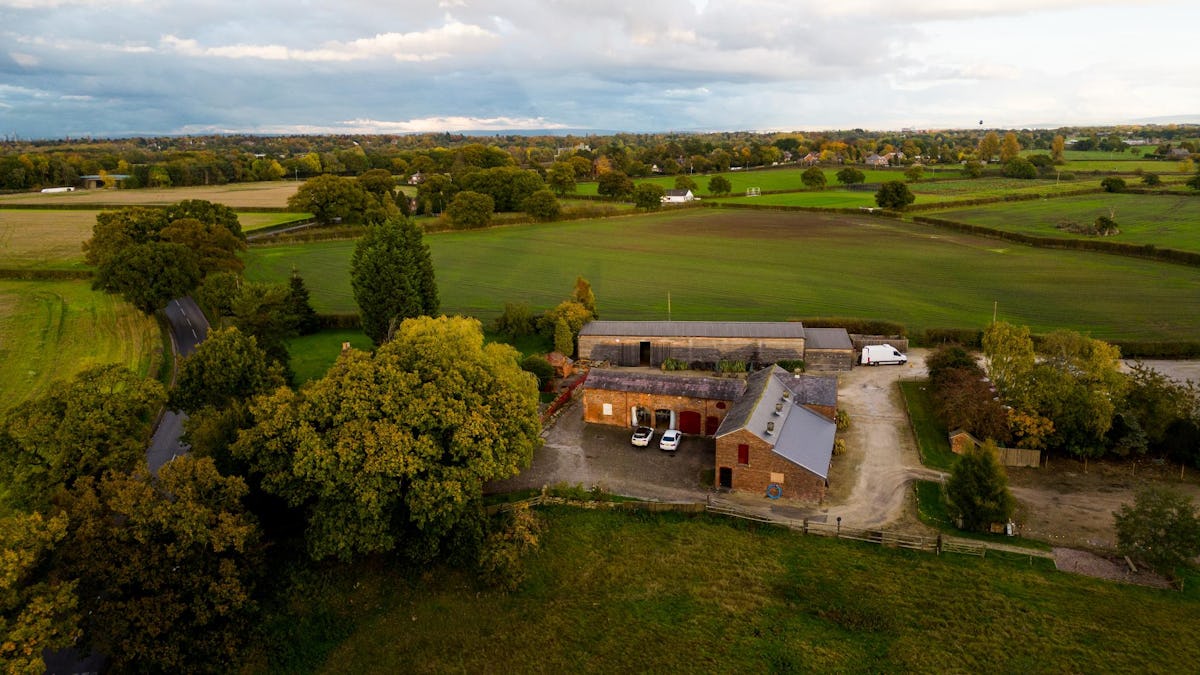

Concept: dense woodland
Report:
left=2, top=125, right=1199, bottom=192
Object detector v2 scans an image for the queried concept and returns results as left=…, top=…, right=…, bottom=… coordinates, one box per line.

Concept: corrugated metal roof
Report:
left=805, top=327, right=853, bottom=350
left=773, top=406, right=836, bottom=479
left=579, top=320, right=806, bottom=339
left=584, top=369, right=747, bottom=400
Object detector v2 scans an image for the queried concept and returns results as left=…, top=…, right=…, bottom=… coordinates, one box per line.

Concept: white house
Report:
left=661, top=189, right=695, bottom=204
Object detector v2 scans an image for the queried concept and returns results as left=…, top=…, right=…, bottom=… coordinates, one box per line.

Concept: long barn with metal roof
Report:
left=576, top=320, right=853, bottom=371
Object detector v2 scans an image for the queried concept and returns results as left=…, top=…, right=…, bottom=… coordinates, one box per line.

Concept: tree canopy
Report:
left=170, top=326, right=285, bottom=414
left=0, top=365, right=165, bottom=510
left=707, top=175, right=732, bottom=195
left=350, top=217, right=439, bottom=345
left=287, top=174, right=374, bottom=224
left=232, top=316, right=541, bottom=561
left=0, top=512, right=79, bottom=673
left=445, top=190, right=494, bottom=229
left=801, top=167, right=826, bottom=189
left=874, top=181, right=915, bottom=209
left=945, top=440, right=1015, bottom=533
left=1115, top=487, right=1200, bottom=578
left=632, top=183, right=666, bottom=209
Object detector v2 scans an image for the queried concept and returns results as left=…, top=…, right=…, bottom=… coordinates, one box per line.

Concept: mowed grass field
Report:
left=272, top=508, right=1200, bottom=673
left=930, top=193, right=1200, bottom=254
left=0, top=280, right=160, bottom=415
left=244, top=208, right=1200, bottom=341
left=0, top=181, right=300, bottom=208
left=0, top=209, right=306, bottom=269
left=575, top=166, right=963, bottom=196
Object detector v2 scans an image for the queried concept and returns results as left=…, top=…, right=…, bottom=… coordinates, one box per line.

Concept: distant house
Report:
left=882, top=151, right=906, bottom=164
left=1168, top=148, right=1191, bottom=159
left=864, top=154, right=888, bottom=168
left=713, top=366, right=838, bottom=501
left=800, top=152, right=821, bottom=166
left=407, top=172, right=425, bottom=185
left=661, top=189, right=695, bottom=204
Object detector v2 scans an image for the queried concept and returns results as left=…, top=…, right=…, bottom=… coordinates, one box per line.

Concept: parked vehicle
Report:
left=659, top=429, right=681, bottom=451
left=631, top=426, right=654, bottom=447
left=860, top=344, right=908, bottom=366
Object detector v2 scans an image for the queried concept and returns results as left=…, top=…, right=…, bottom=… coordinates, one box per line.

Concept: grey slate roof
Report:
left=585, top=368, right=747, bottom=401
left=715, top=365, right=837, bottom=479
left=805, top=327, right=852, bottom=350
left=579, top=320, right=806, bottom=339
left=664, top=189, right=692, bottom=197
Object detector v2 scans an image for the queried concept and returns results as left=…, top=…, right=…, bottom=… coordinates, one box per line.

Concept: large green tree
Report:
left=1032, top=330, right=1125, bottom=457
left=60, top=457, right=261, bottom=672
left=707, top=175, right=732, bottom=196
left=632, top=183, right=666, bottom=209
left=103, top=241, right=202, bottom=314
left=0, top=365, right=164, bottom=510
left=232, top=316, right=541, bottom=561
left=596, top=171, right=634, bottom=199
left=459, top=167, right=545, bottom=212
left=983, top=321, right=1036, bottom=409
left=874, top=181, right=915, bottom=209
left=170, top=327, right=285, bottom=414
left=547, top=161, right=577, bottom=197
left=945, top=440, right=1016, bottom=533
left=835, top=168, right=865, bottom=186
left=801, top=166, right=827, bottom=189
left=230, top=282, right=297, bottom=372
left=1115, top=487, right=1200, bottom=578
left=445, top=190, right=494, bottom=229
left=286, top=174, right=373, bottom=224
left=0, top=512, right=79, bottom=673
left=350, top=217, right=439, bottom=345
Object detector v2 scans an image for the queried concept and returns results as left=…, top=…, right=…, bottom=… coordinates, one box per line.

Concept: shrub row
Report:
left=904, top=187, right=1103, bottom=212
left=314, top=313, right=361, bottom=329
left=702, top=201, right=904, bottom=218
left=0, top=268, right=92, bottom=280
left=794, top=316, right=907, bottom=337
left=911, top=215, right=1200, bottom=267
left=248, top=225, right=368, bottom=246
left=922, top=327, right=983, bottom=348
left=918, top=326, right=1200, bottom=358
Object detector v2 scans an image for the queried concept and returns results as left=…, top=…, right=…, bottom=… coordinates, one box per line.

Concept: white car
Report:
left=631, top=426, right=654, bottom=447
left=659, top=429, right=682, bottom=451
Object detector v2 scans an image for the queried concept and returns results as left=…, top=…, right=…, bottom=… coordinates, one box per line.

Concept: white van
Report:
left=861, top=344, right=907, bottom=366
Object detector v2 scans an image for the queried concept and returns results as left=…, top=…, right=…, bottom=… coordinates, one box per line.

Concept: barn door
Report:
left=679, top=411, right=701, bottom=434
left=705, top=416, right=720, bottom=435
left=619, top=343, right=639, bottom=366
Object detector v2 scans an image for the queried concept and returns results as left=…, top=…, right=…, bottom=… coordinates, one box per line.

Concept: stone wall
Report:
left=715, top=429, right=827, bottom=502
left=582, top=388, right=732, bottom=434
left=805, top=348, right=855, bottom=371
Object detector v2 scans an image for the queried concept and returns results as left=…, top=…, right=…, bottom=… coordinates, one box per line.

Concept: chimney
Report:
left=766, top=421, right=775, bottom=435
left=775, top=402, right=784, bottom=415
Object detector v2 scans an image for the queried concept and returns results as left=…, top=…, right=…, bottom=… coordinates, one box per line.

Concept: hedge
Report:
left=0, top=268, right=92, bottom=280
left=792, top=316, right=907, bottom=336
left=922, top=328, right=984, bottom=348
left=315, top=313, right=361, bottom=329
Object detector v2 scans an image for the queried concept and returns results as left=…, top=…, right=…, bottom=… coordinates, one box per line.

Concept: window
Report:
left=737, top=444, right=749, bottom=465
left=770, top=472, right=785, bottom=484
left=716, top=401, right=727, bottom=410
left=602, top=403, right=613, bottom=416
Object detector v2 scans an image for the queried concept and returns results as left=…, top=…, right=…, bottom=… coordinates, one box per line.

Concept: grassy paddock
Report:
left=244, top=209, right=1200, bottom=341
left=930, top=193, right=1200, bottom=254
left=261, top=507, right=1200, bottom=673
left=575, top=166, right=963, bottom=196
left=898, top=380, right=957, bottom=471
left=0, top=280, right=160, bottom=415
left=287, top=329, right=374, bottom=385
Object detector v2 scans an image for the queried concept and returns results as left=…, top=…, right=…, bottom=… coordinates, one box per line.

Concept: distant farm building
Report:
left=661, top=189, right=695, bottom=204
left=80, top=174, right=129, bottom=189
left=864, top=154, right=888, bottom=168
left=577, top=320, right=853, bottom=372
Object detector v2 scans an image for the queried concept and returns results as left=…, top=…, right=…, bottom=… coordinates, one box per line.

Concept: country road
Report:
left=147, top=296, right=209, bottom=472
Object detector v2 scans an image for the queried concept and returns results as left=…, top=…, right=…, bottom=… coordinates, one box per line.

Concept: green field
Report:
left=709, top=190, right=880, bottom=208
left=264, top=507, right=1200, bottom=673
left=0, top=280, right=161, bottom=415
left=244, top=208, right=1200, bottom=341
left=574, top=166, right=962, bottom=196
left=287, top=329, right=374, bottom=384
left=931, top=193, right=1200, bottom=254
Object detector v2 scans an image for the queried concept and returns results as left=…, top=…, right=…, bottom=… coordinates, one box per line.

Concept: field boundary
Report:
left=912, top=214, right=1200, bottom=268
left=0, top=268, right=92, bottom=280
left=488, top=493, right=1051, bottom=561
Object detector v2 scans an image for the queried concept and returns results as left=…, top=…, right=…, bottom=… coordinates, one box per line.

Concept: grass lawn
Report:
left=244, top=208, right=1200, bottom=341
left=260, top=507, right=1200, bottom=673
left=912, top=480, right=1051, bottom=551
left=898, top=380, right=957, bottom=471
left=240, top=212, right=313, bottom=232
left=929, top=193, right=1200, bottom=254
left=287, top=329, right=374, bottom=385
left=0, top=280, right=161, bottom=416
left=709, top=190, right=880, bottom=208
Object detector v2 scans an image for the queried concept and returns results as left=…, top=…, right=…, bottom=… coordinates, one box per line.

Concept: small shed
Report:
left=662, top=189, right=695, bottom=204
left=803, top=328, right=855, bottom=371
left=545, top=351, right=575, bottom=378
left=948, top=430, right=1041, bottom=468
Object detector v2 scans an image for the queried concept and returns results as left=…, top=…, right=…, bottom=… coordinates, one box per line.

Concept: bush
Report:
left=493, top=302, right=535, bottom=337
left=923, top=328, right=983, bottom=348
left=660, top=357, right=688, bottom=371
left=833, top=438, right=847, bottom=456
left=520, top=355, right=556, bottom=391
left=774, top=359, right=806, bottom=373
left=632, top=183, right=666, bottom=210
left=1101, top=176, right=1126, bottom=193
left=1141, top=173, right=1162, bottom=186
left=1002, top=158, right=1037, bottom=179
left=797, top=317, right=907, bottom=337
left=835, top=410, right=850, bottom=432
left=716, top=360, right=746, bottom=374
left=522, top=190, right=561, bottom=221
left=801, top=167, right=827, bottom=189
left=477, top=503, right=544, bottom=592
left=874, top=181, right=915, bottom=210
left=945, top=440, right=1015, bottom=532
left=445, top=191, right=494, bottom=229
left=1115, top=488, right=1200, bottom=578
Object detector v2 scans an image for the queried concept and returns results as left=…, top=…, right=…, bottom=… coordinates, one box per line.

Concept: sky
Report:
left=1, top=0, right=1198, bottom=139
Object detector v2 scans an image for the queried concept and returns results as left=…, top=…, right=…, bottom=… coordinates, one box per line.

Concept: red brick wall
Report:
left=582, top=389, right=732, bottom=432
left=715, top=429, right=827, bottom=502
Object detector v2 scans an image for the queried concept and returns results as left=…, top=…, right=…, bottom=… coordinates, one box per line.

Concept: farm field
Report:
left=288, top=329, right=373, bottom=384
left=704, top=177, right=1105, bottom=209
left=930, top=193, right=1200, bottom=254
left=0, top=180, right=300, bottom=208
left=708, top=190, right=879, bottom=208
left=0, top=280, right=160, bottom=415
left=574, top=166, right=963, bottom=196
left=0, top=209, right=307, bottom=268
left=244, top=208, right=1200, bottom=341
left=264, top=508, right=1200, bottom=673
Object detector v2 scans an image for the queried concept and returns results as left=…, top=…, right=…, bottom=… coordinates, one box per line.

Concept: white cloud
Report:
left=9, top=52, right=38, bottom=67
left=160, top=18, right=496, bottom=63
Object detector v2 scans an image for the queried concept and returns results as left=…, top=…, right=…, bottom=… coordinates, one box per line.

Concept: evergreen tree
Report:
left=286, top=270, right=320, bottom=335
left=572, top=276, right=597, bottom=316
left=350, top=217, right=439, bottom=345
left=554, top=317, right=574, bottom=356
left=945, top=440, right=1015, bottom=532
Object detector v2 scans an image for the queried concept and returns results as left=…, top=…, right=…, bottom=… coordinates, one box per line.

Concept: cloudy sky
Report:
left=1, top=0, right=1197, bottom=138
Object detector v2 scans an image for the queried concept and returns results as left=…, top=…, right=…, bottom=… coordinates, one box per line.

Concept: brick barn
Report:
left=713, top=366, right=838, bottom=501
left=576, top=320, right=852, bottom=371
left=582, top=369, right=745, bottom=434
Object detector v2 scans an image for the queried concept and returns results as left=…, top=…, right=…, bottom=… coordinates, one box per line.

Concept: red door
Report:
left=678, top=410, right=702, bottom=434
left=705, top=416, right=720, bottom=435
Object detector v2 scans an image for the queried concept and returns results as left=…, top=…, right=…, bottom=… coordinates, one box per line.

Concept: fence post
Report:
left=802, top=518, right=808, bottom=535
left=936, top=533, right=942, bottom=555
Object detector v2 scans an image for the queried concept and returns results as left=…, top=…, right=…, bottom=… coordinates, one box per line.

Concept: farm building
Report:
left=577, top=320, right=853, bottom=371
left=662, top=189, right=695, bottom=204
left=714, top=366, right=838, bottom=501
left=581, top=365, right=839, bottom=501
